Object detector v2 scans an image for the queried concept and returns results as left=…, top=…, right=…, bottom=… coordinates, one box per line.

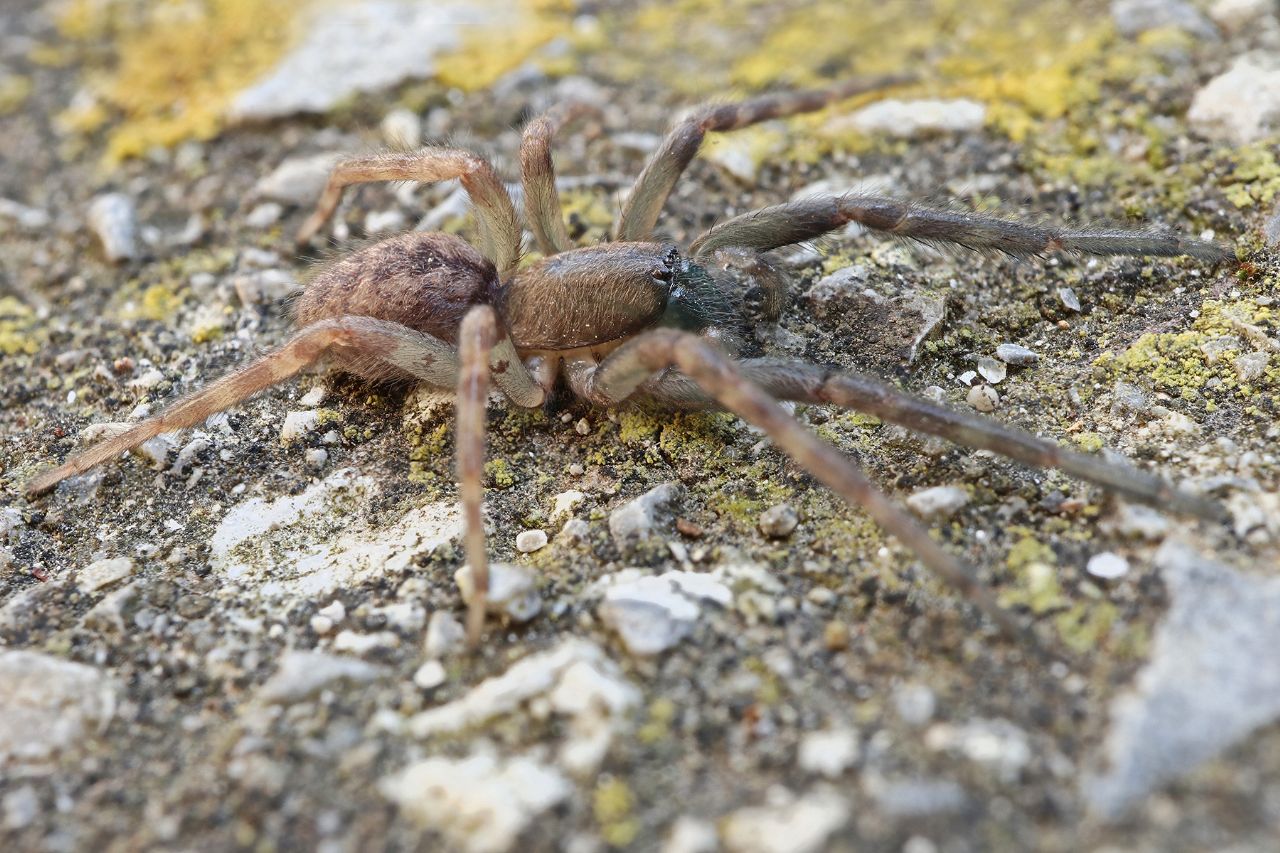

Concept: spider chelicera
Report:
left=27, top=77, right=1231, bottom=649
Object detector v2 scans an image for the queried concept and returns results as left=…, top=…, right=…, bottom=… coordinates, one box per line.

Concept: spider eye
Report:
left=650, top=247, right=681, bottom=285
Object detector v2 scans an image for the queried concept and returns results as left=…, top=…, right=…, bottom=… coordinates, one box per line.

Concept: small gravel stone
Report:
left=0, top=652, right=118, bottom=765
left=332, top=630, right=400, bottom=654
left=758, top=503, right=799, bottom=538
left=905, top=485, right=970, bottom=519
left=574, top=417, right=591, bottom=435
left=280, top=410, right=322, bottom=443
left=1111, top=381, right=1150, bottom=415
left=597, top=570, right=731, bottom=656
left=995, top=343, right=1039, bottom=365
left=412, top=660, right=447, bottom=690
left=977, top=356, right=1006, bottom=384
left=797, top=728, right=860, bottom=778
left=956, top=370, right=977, bottom=386
left=559, top=518, right=590, bottom=544
left=664, top=816, right=718, bottom=853
left=804, top=265, right=870, bottom=313
left=608, top=482, right=684, bottom=555
left=1234, top=351, right=1269, bottom=382
left=252, top=153, right=343, bottom=206
left=1103, top=503, right=1173, bottom=541
left=365, top=208, right=407, bottom=234
left=310, top=614, right=334, bottom=635
left=381, top=107, right=422, bottom=148
left=722, top=786, right=851, bottom=853
left=966, top=384, right=999, bottom=412
left=0, top=198, right=51, bottom=230
left=1087, top=552, right=1131, bottom=580
left=893, top=683, right=938, bottom=726
left=551, top=490, right=586, bottom=524
left=304, top=448, right=329, bottom=468
left=455, top=562, right=542, bottom=622
left=1265, top=203, right=1280, bottom=248
left=1210, top=0, right=1274, bottom=32
left=1058, top=286, right=1082, bottom=313
left=233, top=269, right=300, bottom=305
left=424, top=611, right=466, bottom=659
left=77, top=556, right=135, bottom=593
left=834, top=98, right=987, bottom=138
left=87, top=192, right=139, bottom=262
left=318, top=600, right=346, bottom=622
left=380, top=753, right=571, bottom=853
left=1188, top=53, right=1280, bottom=144
left=515, top=529, right=548, bottom=553
left=2, top=786, right=40, bottom=831
left=257, top=650, right=385, bottom=704
left=245, top=202, right=284, bottom=228
left=868, top=777, right=968, bottom=818
left=1112, top=0, right=1218, bottom=38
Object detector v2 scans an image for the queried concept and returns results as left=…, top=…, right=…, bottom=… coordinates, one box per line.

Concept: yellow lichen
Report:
left=57, top=0, right=304, bottom=165
left=434, top=0, right=575, bottom=91
left=0, top=297, right=42, bottom=356
left=593, top=777, right=639, bottom=848
left=0, top=74, right=33, bottom=115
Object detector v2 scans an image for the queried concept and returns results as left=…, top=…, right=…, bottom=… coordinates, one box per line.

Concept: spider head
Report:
left=659, top=251, right=738, bottom=334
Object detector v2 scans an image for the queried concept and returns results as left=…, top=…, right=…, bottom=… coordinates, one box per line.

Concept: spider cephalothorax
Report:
left=27, top=77, right=1232, bottom=651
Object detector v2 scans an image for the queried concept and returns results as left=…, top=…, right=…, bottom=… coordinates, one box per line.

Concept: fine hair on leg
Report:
left=295, top=149, right=523, bottom=276
left=615, top=76, right=909, bottom=242
left=690, top=194, right=1234, bottom=262
left=456, top=305, right=499, bottom=645
left=520, top=102, right=600, bottom=256
left=582, top=329, right=1040, bottom=649
left=25, top=316, right=467, bottom=497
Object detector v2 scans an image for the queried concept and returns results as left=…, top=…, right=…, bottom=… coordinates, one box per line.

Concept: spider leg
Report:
left=295, top=149, right=522, bottom=276
left=620, top=357, right=1222, bottom=521
left=455, top=306, right=501, bottom=646
left=575, top=330, right=1036, bottom=647
left=24, top=316, right=469, bottom=497
left=520, top=102, right=600, bottom=256
left=614, top=76, right=907, bottom=242
left=689, top=194, right=1234, bottom=262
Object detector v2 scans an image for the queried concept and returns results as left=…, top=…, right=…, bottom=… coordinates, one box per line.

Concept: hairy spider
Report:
left=27, top=77, right=1231, bottom=649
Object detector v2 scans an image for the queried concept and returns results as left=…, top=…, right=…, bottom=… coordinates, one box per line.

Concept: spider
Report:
left=26, top=77, right=1231, bottom=650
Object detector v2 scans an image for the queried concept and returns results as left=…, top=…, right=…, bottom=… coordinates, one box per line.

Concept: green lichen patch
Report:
left=1094, top=299, right=1279, bottom=412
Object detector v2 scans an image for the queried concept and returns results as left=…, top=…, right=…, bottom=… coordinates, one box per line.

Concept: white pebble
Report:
left=318, top=600, right=346, bottom=622
left=77, top=557, right=135, bottom=593
left=304, top=448, right=329, bottom=468
left=1058, top=286, right=1082, bottom=313
left=966, top=385, right=999, bottom=412
left=758, top=503, right=799, bottom=538
left=1087, top=552, right=1130, bottom=580
left=995, top=343, right=1039, bottom=366
left=87, top=192, right=139, bottom=262
left=381, top=107, right=423, bottom=148
left=413, top=659, right=447, bottom=690
left=280, top=410, right=321, bottom=443
left=977, top=357, right=1006, bottom=384
left=797, top=728, right=860, bottom=778
left=310, top=614, right=334, bottom=635
left=905, top=485, right=970, bottom=519
left=516, top=529, right=548, bottom=553
left=245, top=202, right=283, bottom=228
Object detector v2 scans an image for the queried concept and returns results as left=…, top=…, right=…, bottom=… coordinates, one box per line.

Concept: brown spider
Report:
left=26, top=77, right=1230, bottom=649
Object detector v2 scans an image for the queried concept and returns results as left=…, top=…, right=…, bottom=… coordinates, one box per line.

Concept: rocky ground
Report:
left=2, top=0, right=1280, bottom=850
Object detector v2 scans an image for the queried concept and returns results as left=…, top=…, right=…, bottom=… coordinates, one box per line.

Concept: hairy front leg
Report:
left=520, top=102, right=599, bottom=256
left=615, top=76, right=906, bottom=242
left=690, top=194, right=1233, bottom=262
left=296, top=149, right=522, bottom=276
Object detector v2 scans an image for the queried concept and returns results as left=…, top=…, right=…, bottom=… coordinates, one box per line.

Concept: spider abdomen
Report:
left=294, top=232, right=498, bottom=345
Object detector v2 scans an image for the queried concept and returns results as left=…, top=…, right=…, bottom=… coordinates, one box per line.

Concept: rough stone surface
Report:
left=832, top=98, right=987, bottom=138
left=87, top=192, right=139, bottom=262
left=256, top=651, right=386, bottom=704
left=380, top=753, right=572, bottom=853
left=0, top=652, right=117, bottom=766
left=721, top=786, right=851, bottom=853
left=905, top=485, right=970, bottom=518
left=608, top=483, right=685, bottom=555
left=229, top=2, right=488, bottom=121
left=1188, top=53, right=1280, bottom=144
left=1112, top=0, right=1218, bottom=38
left=1085, top=541, right=1280, bottom=818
